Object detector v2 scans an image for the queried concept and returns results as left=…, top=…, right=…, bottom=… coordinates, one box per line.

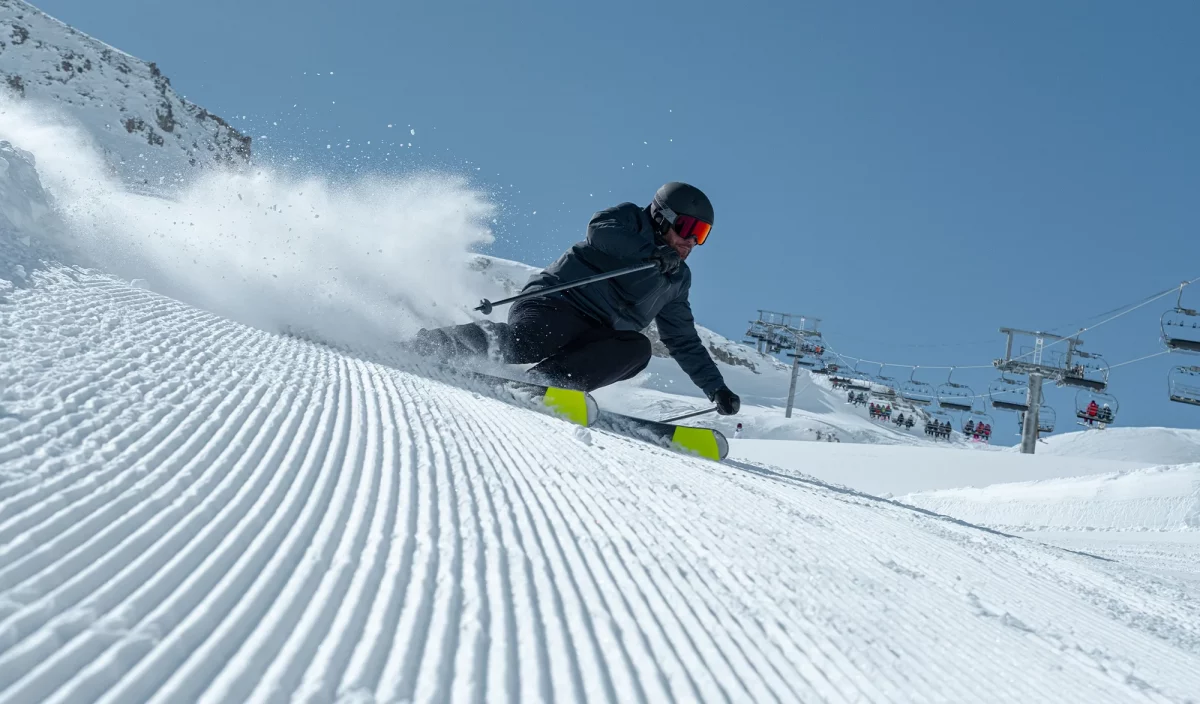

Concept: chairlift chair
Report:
left=961, top=405, right=994, bottom=435
left=1037, top=405, right=1056, bottom=434
left=1075, top=390, right=1118, bottom=425
left=1016, top=404, right=1056, bottom=434
left=1167, top=366, right=1200, bottom=406
left=988, top=375, right=1029, bottom=413
left=899, top=368, right=936, bottom=407
left=1161, top=284, right=1200, bottom=353
left=936, top=368, right=975, bottom=412
left=1060, top=353, right=1109, bottom=392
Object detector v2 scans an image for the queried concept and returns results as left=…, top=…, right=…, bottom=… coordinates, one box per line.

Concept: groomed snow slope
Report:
left=3, top=272, right=1200, bottom=703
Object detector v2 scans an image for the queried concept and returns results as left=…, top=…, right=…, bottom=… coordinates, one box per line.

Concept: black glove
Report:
left=709, top=386, right=741, bottom=415
left=649, top=245, right=682, bottom=275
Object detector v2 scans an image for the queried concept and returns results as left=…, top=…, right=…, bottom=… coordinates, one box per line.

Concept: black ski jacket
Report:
left=521, top=202, right=726, bottom=395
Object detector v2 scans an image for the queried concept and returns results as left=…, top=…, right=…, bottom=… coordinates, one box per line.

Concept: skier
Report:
left=964, top=419, right=975, bottom=438
left=1086, top=399, right=1099, bottom=425
left=734, top=423, right=744, bottom=439
left=413, top=182, right=740, bottom=416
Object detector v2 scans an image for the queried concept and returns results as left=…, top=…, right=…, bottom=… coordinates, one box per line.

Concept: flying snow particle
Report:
left=410, top=128, right=416, bottom=135
left=387, top=123, right=393, bottom=128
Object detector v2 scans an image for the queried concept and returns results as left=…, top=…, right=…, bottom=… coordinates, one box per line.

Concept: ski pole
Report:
left=475, top=262, right=658, bottom=315
left=659, top=407, right=719, bottom=423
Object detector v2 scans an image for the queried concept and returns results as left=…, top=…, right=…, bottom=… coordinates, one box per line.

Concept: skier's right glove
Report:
left=709, top=386, right=741, bottom=416
left=649, top=245, right=683, bottom=275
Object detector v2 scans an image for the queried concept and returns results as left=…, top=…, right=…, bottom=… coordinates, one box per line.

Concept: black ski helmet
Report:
left=650, top=181, right=713, bottom=237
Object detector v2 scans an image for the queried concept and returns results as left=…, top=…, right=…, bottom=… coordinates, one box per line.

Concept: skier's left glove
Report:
left=649, top=245, right=683, bottom=275
left=709, top=386, right=741, bottom=415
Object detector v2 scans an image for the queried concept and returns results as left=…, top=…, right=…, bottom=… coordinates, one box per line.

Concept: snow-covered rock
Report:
left=0, top=0, right=249, bottom=187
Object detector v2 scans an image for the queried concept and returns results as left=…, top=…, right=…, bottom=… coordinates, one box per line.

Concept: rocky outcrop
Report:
left=0, top=0, right=250, bottom=187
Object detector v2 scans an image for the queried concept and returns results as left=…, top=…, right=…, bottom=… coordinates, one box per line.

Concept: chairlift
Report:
left=1167, top=366, right=1200, bottom=406
left=873, top=363, right=898, bottom=389
left=844, top=362, right=875, bottom=392
left=988, top=374, right=1029, bottom=412
left=1060, top=352, right=1109, bottom=392
left=961, top=405, right=994, bottom=436
left=1038, top=405, right=1056, bottom=434
left=1016, top=404, right=1056, bottom=434
left=831, top=364, right=872, bottom=392
left=899, top=367, right=936, bottom=407
left=928, top=407, right=953, bottom=424
left=1075, top=390, right=1118, bottom=426
left=936, top=368, right=975, bottom=412
left=871, top=386, right=897, bottom=402
left=1161, top=283, right=1200, bottom=353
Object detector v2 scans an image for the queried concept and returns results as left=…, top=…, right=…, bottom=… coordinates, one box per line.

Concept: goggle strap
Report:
left=655, top=199, right=678, bottom=225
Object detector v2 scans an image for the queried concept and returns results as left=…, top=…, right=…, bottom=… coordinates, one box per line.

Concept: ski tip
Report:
left=713, top=430, right=729, bottom=461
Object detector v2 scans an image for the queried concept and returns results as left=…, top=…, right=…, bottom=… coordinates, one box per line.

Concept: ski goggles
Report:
left=672, top=213, right=713, bottom=245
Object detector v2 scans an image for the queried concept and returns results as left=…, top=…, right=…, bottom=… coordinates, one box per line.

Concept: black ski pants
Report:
left=447, top=295, right=652, bottom=392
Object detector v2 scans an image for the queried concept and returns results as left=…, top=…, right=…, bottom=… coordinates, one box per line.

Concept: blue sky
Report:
left=37, top=0, right=1200, bottom=434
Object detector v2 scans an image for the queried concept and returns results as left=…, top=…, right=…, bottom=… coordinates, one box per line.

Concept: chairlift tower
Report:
left=745, top=310, right=824, bottom=418
left=994, top=327, right=1105, bottom=454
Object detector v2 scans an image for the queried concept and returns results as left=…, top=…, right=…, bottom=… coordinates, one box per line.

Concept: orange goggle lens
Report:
left=674, top=214, right=712, bottom=245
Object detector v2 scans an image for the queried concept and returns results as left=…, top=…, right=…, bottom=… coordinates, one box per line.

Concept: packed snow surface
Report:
left=3, top=270, right=1200, bottom=703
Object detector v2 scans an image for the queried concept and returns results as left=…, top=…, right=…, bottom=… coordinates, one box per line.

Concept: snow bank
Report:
left=730, top=439, right=1145, bottom=497
left=899, top=464, right=1200, bottom=532
left=1028, top=426, right=1200, bottom=465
